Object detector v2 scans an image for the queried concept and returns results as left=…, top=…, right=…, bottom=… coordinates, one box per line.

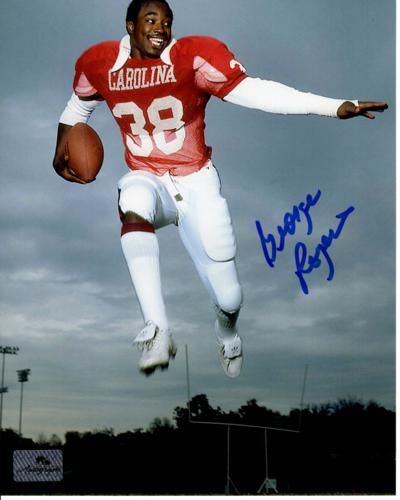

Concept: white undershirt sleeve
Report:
left=59, top=93, right=102, bottom=125
left=224, top=76, right=358, bottom=118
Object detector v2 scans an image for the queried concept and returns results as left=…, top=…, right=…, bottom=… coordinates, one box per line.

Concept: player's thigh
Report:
left=178, top=167, right=242, bottom=311
left=118, top=171, right=177, bottom=228
left=179, top=163, right=237, bottom=262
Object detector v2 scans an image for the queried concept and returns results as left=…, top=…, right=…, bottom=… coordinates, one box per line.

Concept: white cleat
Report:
left=133, top=321, right=177, bottom=376
left=216, top=329, right=243, bottom=378
left=214, top=307, right=243, bottom=378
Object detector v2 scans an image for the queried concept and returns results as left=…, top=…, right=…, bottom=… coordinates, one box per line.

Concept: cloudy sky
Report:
left=0, top=0, right=395, bottom=440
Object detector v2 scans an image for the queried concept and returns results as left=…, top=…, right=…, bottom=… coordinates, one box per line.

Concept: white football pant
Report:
left=118, top=161, right=243, bottom=329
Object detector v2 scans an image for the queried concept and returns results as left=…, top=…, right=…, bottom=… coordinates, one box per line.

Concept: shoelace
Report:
left=135, top=321, right=158, bottom=351
left=230, top=344, right=240, bottom=355
left=137, top=330, right=170, bottom=353
left=137, top=339, right=154, bottom=352
left=222, top=337, right=241, bottom=359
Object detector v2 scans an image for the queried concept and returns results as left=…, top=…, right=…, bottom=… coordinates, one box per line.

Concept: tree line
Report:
left=0, top=394, right=395, bottom=495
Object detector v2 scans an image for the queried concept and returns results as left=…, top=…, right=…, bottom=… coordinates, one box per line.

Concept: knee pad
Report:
left=197, top=195, right=237, bottom=262
left=207, top=261, right=243, bottom=312
left=118, top=181, right=158, bottom=223
left=217, top=281, right=243, bottom=313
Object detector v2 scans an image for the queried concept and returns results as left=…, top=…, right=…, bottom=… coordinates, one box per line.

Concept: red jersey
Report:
left=73, top=35, right=247, bottom=176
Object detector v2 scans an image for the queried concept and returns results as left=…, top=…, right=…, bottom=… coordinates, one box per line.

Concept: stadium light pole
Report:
left=298, top=364, right=309, bottom=430
left=17, top=369, right=31, bottom=436
left=185, top=344, right=191, bottom=415
left=0, top=345, right=19, bottom=430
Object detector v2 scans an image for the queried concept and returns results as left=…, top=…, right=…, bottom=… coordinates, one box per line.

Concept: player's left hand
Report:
left=337, top=100, right=388, bottom=120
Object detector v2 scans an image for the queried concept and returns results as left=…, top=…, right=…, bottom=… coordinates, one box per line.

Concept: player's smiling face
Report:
left=127, top=1, right=172, bottom=59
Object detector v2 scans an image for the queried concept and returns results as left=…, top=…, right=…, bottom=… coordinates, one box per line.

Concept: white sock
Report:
left=121, top=231, right=169, bottom=331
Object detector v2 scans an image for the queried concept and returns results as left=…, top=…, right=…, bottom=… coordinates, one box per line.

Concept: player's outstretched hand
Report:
left=337, top=100, right=388, bottom=120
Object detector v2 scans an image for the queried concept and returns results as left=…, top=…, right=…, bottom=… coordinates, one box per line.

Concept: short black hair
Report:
left=126, top=0, right=174, bottom=23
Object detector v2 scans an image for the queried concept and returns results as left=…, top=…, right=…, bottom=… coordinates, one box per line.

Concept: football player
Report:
left=52, top=0, right=387, bottom=377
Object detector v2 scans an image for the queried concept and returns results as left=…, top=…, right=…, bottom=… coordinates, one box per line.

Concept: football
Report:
left=66, top=123, right=104, bottom=182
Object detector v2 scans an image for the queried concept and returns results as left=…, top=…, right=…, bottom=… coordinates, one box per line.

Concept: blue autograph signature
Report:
left=294, top=206, right=355, bottom=294
left=255, top=190, right=321, bottom=268
left=255, top=191, right=355, bottom=294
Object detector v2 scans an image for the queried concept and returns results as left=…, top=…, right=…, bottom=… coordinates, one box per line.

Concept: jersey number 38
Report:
left=113, top=95, right=185, bottom=157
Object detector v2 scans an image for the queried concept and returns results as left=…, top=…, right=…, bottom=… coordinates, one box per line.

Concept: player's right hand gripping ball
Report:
left=66, top=123, right=104, bottom=182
